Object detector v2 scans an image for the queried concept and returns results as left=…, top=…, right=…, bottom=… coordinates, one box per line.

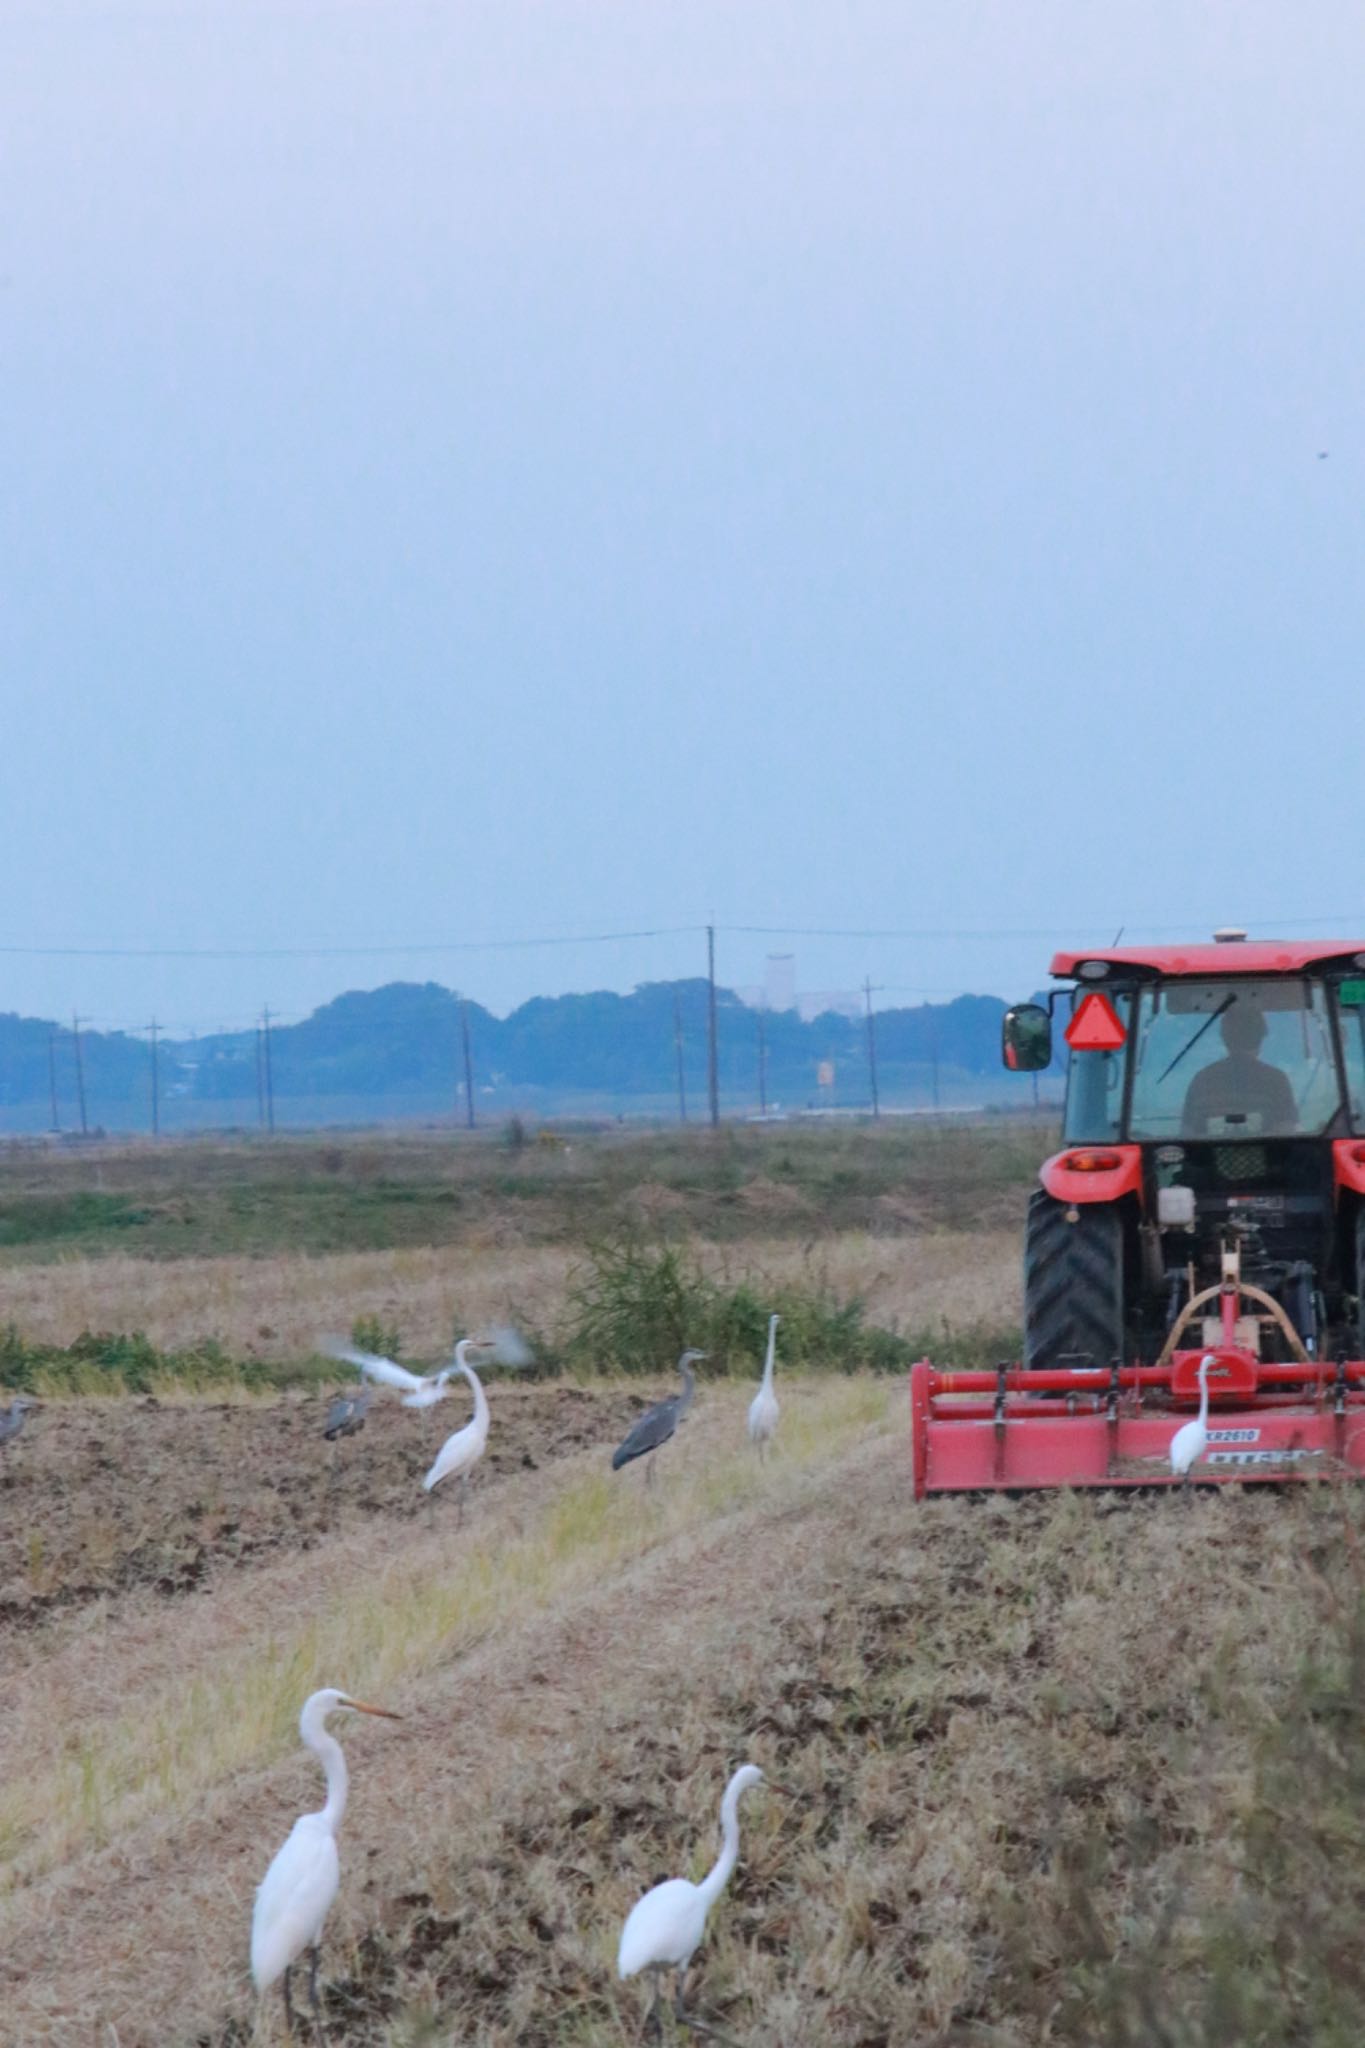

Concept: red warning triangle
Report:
left=1065, top=991, right=1127, bottom=1051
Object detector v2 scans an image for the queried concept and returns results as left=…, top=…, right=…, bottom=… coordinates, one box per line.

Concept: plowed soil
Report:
left=0, top=1383, right=651, bottom=1644
left=3, top=1381, right=1361, bottom=2048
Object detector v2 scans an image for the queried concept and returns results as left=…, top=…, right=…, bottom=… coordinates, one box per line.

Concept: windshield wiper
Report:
left=1156, top=993, right=1236, bottom=1086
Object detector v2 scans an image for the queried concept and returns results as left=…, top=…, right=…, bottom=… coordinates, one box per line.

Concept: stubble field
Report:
left=2, top=1120, right=1363, bottom=2047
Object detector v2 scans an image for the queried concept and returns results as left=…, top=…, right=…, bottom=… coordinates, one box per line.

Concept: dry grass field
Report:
left=3, top=1122, right=1364, bottom=2047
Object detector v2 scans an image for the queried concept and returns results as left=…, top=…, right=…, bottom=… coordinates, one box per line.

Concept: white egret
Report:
left=1169, top=1352, right=1215, bottom=1481
left=618, top=1764, right=764, bottom=2042
left=319, top=1339, right=458, bottom=1411
left=747, top=1315, right=780, bottom=1455
left=251, top=1687, right=402, bottom=2042
left=322, top=1329, right=531, bottom=1411
left=611, top=1351, right=705, bottom=1485
left=423, top=1350, right=490, bottom=1511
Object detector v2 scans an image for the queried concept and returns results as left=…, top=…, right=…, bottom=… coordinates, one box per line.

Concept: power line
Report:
left=723, top=916, right=1365, bottom=941
left=0, top=925, right=705, bottom=962
left=2, top=914, right=1363, bottom=968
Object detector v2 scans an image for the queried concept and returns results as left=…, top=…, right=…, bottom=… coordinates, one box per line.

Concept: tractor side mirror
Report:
left=1002, top=1002, right=1052, bottom=1072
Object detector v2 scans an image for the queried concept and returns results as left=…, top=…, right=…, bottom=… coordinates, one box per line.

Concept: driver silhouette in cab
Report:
left=1181, top=999, right=1296, bottom=1136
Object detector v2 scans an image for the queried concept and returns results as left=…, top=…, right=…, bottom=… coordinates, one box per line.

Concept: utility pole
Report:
left=148, top=1020, right=160, bottom=1138
left=757, top=1008, right=768, bottom=1117
left=47, top=1031, right=60, bottom=1133
left=71, top=1014, right=88, bottom=1136
left=930, top=1017, right=941, bottom=1112
left=255, top=1024, right=267, bottom=1128
left=706, top=924, right=719, bottom=1128
left=460, top=996, right=476, bottom=1130
left=863, top=978, right=881, bottom=1120
left=672, top=991, right=688, bottom=1124
left=261, top=1007, right=276, bottom=1133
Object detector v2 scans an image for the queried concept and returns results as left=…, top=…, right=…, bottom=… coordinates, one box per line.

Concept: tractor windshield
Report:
left=1128, top=978, right=1340, bottom=1140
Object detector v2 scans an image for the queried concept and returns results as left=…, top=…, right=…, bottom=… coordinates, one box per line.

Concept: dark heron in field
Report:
left=323, top=1385, right=372, bottom=1441
left=611, top=1351, right=705, bottom=1484
left=0, top=1397, right=36, bottom=1451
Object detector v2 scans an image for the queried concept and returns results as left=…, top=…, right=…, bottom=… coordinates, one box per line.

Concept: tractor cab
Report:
left=1002, top=933, right=1365, bottom=1370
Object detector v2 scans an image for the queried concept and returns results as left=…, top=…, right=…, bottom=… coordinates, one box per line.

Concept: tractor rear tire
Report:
left=1023, top=1189, right=1125, bottom=1371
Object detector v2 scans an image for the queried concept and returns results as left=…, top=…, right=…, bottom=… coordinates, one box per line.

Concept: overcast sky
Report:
left=3, top=1, right=1363, bottom=1034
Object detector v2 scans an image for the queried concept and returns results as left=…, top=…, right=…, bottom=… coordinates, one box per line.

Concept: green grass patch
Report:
left=559, top=1234, right=1015, bottom=1374
left=0, top=1192, right=154, bottom=1246
left=0, top=1325, right=335, bottom=1397
left=0, top=1119, right=1053, bottom=1263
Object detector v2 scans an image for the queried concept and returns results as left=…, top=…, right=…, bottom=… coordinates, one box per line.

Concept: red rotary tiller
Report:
left=911, top=1245, right=1365, bottom=1495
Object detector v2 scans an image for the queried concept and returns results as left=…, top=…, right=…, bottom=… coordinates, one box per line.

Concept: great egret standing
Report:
left=1170, top=1352, right=1215, bottom=1482
left=611, top=1350, right=705, bottom=1485
left=747, top=1315, right=780, bottom=1455
left=618, top=1764, right=765, bottom=2042
left=251, top=1688, right=401, bottom=2042
left=422, top=1350, right=490, bottom=1514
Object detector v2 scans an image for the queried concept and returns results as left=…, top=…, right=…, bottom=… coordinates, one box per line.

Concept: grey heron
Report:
left=611, top=1350, right=705, bottom=1482
left=323, top=1385, right=372, bottom=1441
left=747, top=1314, right=780, bottom=1454
left=0, top=1397, right=36, bottom=1451
left=251, top=1688, right=402, bottom=2043
left=618, top=1763, right=764, bottom=2044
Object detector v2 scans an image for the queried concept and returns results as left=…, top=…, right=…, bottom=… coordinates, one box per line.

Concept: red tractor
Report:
left=911, top=932, right=1365, bottom=1494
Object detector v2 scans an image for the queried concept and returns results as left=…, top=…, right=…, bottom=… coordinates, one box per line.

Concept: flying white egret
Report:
left=321, top=1329, right=532, bottom=1411
left=747, top=1315, right=781, bottom=1455
left=423, top=1350, right=491, bottom=1511
left=251, top=1687, right=401, bottom=2042
left=319, top=1339, right=458, bottom=1411
left=1169, top=1352, right=1215, bottom=1482
left=618, top=1764, right=765, bottom=2042
left=611, top=1351, right=705, bottom=1485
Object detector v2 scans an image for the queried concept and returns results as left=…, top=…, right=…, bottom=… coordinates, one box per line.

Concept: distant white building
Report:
left=764, top=954, right=796, bottom=1013
left=732, top=955, right=860, bottom=1021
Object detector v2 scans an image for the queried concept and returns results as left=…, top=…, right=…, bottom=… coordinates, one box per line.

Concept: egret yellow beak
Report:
left=342, top=1698, right=404, bottom=1719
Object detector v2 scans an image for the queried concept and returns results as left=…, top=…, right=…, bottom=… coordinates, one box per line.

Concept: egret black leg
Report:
left=644, top=1965, right=664, bottom=2040
left=675, top=1971, right=744, bottom=2048
left=281, top=1964, right=299, bottom=2039
left=307, top=1944, right=328, bottom=2046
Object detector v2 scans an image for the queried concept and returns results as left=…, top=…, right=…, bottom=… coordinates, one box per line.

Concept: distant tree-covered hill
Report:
left=0, top=979, right=1063, bottom=1132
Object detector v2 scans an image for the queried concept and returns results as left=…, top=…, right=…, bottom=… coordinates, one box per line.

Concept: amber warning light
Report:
left=1064, top=991, right=1127, bottom=1052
